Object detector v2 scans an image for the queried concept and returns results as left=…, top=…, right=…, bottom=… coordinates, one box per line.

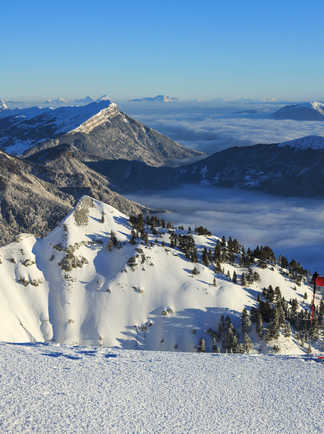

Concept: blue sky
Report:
left=1, top=0, right=324, bottom=100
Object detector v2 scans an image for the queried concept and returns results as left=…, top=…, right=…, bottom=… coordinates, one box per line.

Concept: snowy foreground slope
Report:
left=0, top=343, right=323, bottom=433
left=0, top=197, right=322, bottom=355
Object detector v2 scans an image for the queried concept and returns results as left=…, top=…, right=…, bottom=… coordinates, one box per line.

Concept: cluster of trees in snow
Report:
left=126, top=213, right=323, bottom=353
left=202, top=312, right=254, bottom=354
left=252, top=285, right=323, bottom=345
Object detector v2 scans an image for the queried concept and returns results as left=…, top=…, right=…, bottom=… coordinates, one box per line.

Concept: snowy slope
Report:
left=278, top=135, right=324, bottom=150
left=0, top=343, right=323, bottom=433
left=0, top=197, right=322, bottom=355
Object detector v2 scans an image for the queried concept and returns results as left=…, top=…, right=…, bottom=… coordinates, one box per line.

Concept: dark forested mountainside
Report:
left=88, top=143, right=324, bottom=198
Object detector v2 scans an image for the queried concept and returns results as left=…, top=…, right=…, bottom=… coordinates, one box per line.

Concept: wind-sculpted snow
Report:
left=0, top=197, right=322, bottom=355
left=0, top=343, right=323, bottom=433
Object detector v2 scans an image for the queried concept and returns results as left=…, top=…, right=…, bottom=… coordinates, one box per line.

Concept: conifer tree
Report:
left=283, top=322, right=291, bottom=337
left=202, top=248, right=210, bottom=266
left=111, top=230, right=118, bottom=247
left=310, top=317, right=319, bottom=340
left=319, top=300, right=324, bottom=316
left=199, top=337, right=206, bottom=352
left=266, top=308, right=280, bottom=341
left=267, top=285, right=275, bottom=302
left=274, top=286, right=281, bottom=302
left=215, top=261, right=222, bottom=273
left=212, top=336, right=219, bottom=352
left=256, top=310, right=263, bottom=338
left=241, top=308, right=251, bottom=334
left=106, top=239, right=113, bottom=251
left=129, top=230, right=137, bottom=245
left=291, top=298, right=298, bottom=316
left=247, top=268, right=253, bottom=284
left=243, top=331, right=253, bottom=353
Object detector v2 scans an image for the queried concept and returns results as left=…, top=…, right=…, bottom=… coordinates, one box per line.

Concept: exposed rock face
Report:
left=25, top=110, right=201, bottom=167
left=27, top=144, right=145, bottom=216
left=0, top=151, right=72, bottom=245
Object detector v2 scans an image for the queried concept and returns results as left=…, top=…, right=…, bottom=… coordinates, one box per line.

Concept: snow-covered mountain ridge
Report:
left=0, top=99, right=115, bottom=154
left=0, top=197, right=322, bottom=355
left=0, top=99, right=201, bottom=166
left=71, top=102, right=119, bottom=134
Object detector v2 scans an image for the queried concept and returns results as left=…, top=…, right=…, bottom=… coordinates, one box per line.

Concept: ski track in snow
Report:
left=0, top=343, right=323, bottom=433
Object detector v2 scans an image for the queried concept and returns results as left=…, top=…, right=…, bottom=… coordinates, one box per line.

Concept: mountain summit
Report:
left=272, top=101, right=324, bottom=121
left=0, top=99, right=201, bottom=166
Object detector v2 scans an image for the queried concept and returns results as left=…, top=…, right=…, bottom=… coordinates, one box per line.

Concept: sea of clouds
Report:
left=123, top=100, right=324, bottom=272
left=120, top=101, right=324, bottom=154
left=127, top=185, right=324, bottom=273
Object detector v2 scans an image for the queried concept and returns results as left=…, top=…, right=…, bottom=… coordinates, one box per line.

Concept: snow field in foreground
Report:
left=0, top=343, right=323, bottom=433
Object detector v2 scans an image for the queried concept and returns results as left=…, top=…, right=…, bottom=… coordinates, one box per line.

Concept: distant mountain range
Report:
left=129, top=95, right=178, bottom=103
left=272, top=101, right=324, bottom=121
left=0, top=98, right=203, bottom=244
left=0, top=95, right=111, bottom=109
left=0, top=98, right=201, bottom=166
left=2, top=97, right=324, bottom=246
